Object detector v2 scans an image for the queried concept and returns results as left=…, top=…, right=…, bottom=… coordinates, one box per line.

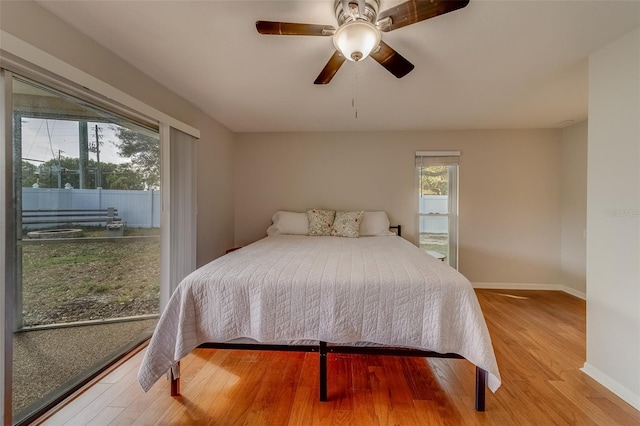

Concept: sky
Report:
left=20, top=118, right=127, bottom=165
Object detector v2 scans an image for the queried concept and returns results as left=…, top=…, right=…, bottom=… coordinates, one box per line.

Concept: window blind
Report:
left=170, top=128, right=197, bottom=294
left=160, top=127, right=197, bottom=310
left=415, top=151, right=460, bottom=167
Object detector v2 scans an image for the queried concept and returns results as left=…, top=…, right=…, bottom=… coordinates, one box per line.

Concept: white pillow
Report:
left=359, top=211, right=393, bottom=236
left=266, top=211, right=309, bottom=236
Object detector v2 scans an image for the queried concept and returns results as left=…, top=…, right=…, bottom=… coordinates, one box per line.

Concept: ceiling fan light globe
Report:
left=333, top=20, right=381, bottom=62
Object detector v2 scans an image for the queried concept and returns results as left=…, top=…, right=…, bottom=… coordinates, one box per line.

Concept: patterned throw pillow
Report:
left=330, top=210, right=365, bottom=238
left=307, top=209, right=336, bottom=236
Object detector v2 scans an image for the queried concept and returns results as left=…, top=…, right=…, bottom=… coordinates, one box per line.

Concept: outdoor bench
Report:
left=22, top=207, right=121, bottom=226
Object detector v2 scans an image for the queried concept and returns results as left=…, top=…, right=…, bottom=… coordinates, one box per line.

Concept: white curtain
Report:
left=160, top=126, right=197, bottom=310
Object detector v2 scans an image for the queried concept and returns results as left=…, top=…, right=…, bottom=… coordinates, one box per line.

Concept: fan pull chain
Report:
left=352, top=62, right=358, bottom=119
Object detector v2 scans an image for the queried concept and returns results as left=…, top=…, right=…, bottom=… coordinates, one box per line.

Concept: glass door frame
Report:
left=2, top=67, right=16, bottom=426
left=4, top=68, right=164, bottom=425
left=2, top=68, right=162, bottom=425
left=2, top=38, right=199, bottom=421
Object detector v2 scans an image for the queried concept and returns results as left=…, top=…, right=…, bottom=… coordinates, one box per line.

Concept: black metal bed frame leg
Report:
left=170, top=361, right=180, bottom=396
left=475, top=367, right=487, bottom=412
left=319, top=341, right=328, bottom=402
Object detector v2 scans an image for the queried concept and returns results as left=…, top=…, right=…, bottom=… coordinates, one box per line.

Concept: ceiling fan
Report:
left=256, top=0, right=470, bottom=84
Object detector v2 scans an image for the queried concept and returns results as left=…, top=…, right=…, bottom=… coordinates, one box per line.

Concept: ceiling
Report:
left=35, top=0, right=640, bottom=133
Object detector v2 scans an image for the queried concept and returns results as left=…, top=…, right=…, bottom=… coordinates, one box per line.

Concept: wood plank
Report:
left=381, top=357, right=415, bottom=410
left=308, top=390, right=336, bottom=426
left=154, top=350, right=234, bottom=424
left=368, top=366, right=393, bottom=424
left=400, top=356, right=438, bottom=400
left=349, top=354, right=370, bottom=391
left=39, top=383, right=111, bottom=426
left=298, top=352, right=320, bottom=389
left=84, top=407, right=124, bottom=426
left=330, top=355, right=353, bottom=411
left=287, top=386, right=316, bottom=426
left=107, top=378, right=165, bottom=425
left=204, top=355, right=267, bottom=424
left=37, top=290, right=640, bottom=426
left=412, top=400, right=448, bottom=426
left=97, top=349, right=146, bottom=385
left=243, top=351, right=305, bottom=425
left=351, top=388, right=379, bottom=425
left=550, top=370, right=640, bottom=425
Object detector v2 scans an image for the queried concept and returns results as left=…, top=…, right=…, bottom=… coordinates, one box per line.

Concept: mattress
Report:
left=138, top=235, right=501, bottom=392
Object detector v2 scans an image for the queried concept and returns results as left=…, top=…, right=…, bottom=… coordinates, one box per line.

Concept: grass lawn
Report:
left=419, top=232, right=449, bottom=258
left=20, top=227, right=160, bottom=326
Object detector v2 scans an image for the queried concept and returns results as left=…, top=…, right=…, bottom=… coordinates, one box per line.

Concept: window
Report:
left=9, top=74, right=161, bottom=423
left=2, top=64, right=197, bottom=425
left=416, top=151, right=460, bottom=269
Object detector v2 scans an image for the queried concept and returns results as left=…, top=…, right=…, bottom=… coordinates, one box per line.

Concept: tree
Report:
left=21, top=161, right=39, bottom=188
left=112, top=126, right=160, bottom=189
left=106, top=163, right=146, bottom=190
left=419, top=165, right=448, bottom=195
left=23, top=156, right=121, bottom=189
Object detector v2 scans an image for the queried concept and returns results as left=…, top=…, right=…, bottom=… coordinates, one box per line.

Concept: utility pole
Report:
left=57, top=149, right=63, bottom=189
left=78, top=121, right=89, bottom=189
left=90, top=124, right=102, bottom=188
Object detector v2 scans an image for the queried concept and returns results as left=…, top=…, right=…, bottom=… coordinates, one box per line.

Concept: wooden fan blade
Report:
left=377, top=0, right=470, bottom=32
left=256, top=21, right=336, bottom=36
left=370, top=41, right=415, bottom=79
left=314, top=51, right=347, bottom=85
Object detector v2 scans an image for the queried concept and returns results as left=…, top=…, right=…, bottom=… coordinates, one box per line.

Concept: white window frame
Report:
left=415, top=151, right=460, bottom=269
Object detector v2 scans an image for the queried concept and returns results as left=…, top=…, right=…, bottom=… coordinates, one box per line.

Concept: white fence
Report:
left=22, top=187, right=160, bottom=228
left=419, top=195, right=448, bottom=234
left=22, top=190, right=446, bottom=232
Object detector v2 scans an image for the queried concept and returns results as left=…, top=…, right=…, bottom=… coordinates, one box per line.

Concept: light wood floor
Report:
left=37, top=290, right=640, bottom=425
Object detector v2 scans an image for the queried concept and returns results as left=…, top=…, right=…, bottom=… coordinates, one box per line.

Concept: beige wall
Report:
left=560, top=121, right=588, bottom=295
left=0, top=0, right=236, bottom=266
left=235, top=129, right=563, bottom=285
left=585, top=27, right=640, bottom=409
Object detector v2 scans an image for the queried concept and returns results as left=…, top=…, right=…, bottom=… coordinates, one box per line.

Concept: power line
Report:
left=45, top=119, right=56, bottom=161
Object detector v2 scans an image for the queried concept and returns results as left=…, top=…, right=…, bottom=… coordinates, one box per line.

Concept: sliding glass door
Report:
left=7, top=74, right=160, bottom=424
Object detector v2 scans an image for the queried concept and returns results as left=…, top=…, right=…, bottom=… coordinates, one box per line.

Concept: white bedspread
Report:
left=138, top=235, right=501, bottom=392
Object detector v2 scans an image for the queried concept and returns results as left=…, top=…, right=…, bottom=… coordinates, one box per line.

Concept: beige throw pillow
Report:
left=330, top=210, right=365, bottom=238
left=307, top=208, right=336, bottom=236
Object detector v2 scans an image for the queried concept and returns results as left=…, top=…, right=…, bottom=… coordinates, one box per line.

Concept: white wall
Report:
left=585, top=27, right=640, bottom=409
left=235, top=129, right=563, bottom=286
left=0, top=0, right=236, bottom=266
left=561, top=121, right=588, bottom=296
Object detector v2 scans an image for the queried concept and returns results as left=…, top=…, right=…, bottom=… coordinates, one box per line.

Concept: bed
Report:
left=138, top=211, right=501, bottom=411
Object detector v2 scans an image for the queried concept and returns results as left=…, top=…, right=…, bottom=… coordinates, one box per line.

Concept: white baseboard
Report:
left=471, top=282, right=586, bottom=300
left=559, top=285, right=586, bottom=300
left=582, top=363, right=640, bottom=411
